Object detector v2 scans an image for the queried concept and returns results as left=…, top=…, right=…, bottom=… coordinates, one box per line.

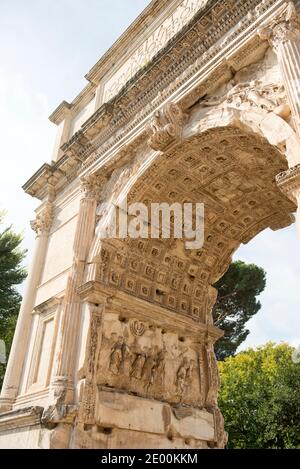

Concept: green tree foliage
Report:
left=213, top=261, right=266, bottom=360
left=219, top=343, right=300, bottom=449
left=0, top=213, right=27, bottom=389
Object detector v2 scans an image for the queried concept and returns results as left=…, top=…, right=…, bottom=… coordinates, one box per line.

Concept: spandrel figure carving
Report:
left=203, top=78, right=290, bottom=120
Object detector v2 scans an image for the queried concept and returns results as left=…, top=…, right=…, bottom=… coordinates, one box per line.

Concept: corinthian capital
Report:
left=259, top=2, right=300, bottom=47
left=80, top=173, right=105, bottom=200
left=30, top=202, right=54, bottom=236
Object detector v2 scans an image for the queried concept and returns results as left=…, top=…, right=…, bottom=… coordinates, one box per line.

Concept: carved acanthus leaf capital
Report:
left=258, top=2, right=300, bottom=47
left=30, top=202, right=54, bottom=235
left=80, top=173, right=106, bottom=200
left=146, top=102, right=186, bottom=152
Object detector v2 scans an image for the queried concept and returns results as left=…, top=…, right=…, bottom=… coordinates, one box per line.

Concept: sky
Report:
left=0, top=0, right=299, bottom=352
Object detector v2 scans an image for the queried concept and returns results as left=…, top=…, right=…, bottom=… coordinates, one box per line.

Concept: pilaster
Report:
left=50, top=174, right=104, bottom=403
left=0, top=187, right=55, bottom=411
left=260, top=2, right=300, bottom=135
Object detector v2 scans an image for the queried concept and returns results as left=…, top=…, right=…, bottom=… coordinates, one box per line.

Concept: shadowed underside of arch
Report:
left=84, top=125, right=295, bottom=325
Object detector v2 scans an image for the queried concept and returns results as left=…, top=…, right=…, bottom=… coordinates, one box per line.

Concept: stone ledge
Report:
left=0, top=407, right=43, bottom=432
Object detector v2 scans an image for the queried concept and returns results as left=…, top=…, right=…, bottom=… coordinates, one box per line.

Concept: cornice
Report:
left=276, top=164, right=300, bottom=201
left=77, top=280, right=223, bottom=343
left=49, top=101, right=72, bottom=125
left=22, top=163, right=53, bottom=197
left=33, top=296, right=62, bottom=315
left=49, top=84, right=96, bottom=125
left=0, top=407, right=43, bottom=431
left=24, top=0, right=289, bottom=201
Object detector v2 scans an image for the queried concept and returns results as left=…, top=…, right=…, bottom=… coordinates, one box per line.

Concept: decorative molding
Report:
left=49, top=101, right=72, bottom=125
left=23, top=0, right=282, bottom=201
left=0, top=407, right=43, bottom=431
left=77, top=280, right=224, bottom=343
left=276, top=163, right=300, bottom=201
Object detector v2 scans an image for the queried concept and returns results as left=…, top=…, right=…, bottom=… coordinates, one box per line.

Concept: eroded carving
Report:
left=203, top=80, right=290, bottom=120
left=109, top=336, right=126, bottom=375
left=146, top=102, right=186, bottom=151
left=97, top=313, right=202, bottom=405
left=130, top=320, right=146, bottom=337
left=80, top=173, right=106, bottom=200
left=259, top=2, right=300, bottom=46
left=30, top=202, right=54, bottom=235
left=176, top=357, right=194, bottom=399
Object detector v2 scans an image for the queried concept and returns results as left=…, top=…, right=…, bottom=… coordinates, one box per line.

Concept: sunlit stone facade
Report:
left=0, top=0, right=299, bottom=449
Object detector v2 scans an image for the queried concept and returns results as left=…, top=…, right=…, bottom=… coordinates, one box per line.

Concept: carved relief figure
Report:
left=130, top=351, right=146, bottom=380
left=176, top=357, right=194, bottom=397
left=130, top=320, right=146, bottom=337
left=122, top=342, right=132, bottom=377
left=100, top=316, right=202, bottom=406
left=109, top=336, right=124, bottom=375
left=141, top=347, right=167, bottom=390
left=142, top=349, right=158, bottom=388
left=155, top=349, right=167, bottom=386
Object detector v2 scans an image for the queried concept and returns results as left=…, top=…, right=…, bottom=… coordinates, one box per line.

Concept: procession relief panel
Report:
left=96, top=312, right=204, bottom=406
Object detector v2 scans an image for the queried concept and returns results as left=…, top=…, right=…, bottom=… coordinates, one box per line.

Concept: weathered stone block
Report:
left=95, top=391, right=167, bottom=435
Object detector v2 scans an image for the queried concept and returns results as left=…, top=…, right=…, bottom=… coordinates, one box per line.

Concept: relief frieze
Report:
left=96, top=313, right=203, bottom=406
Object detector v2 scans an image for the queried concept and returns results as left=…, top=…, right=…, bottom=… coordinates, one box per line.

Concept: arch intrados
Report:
left=86, top=122, right=295, bottom=321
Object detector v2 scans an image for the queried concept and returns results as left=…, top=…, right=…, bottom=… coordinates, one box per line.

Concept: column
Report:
left=50, top=174, right=102, bottom=403
left=260, top=2, right=300, bottom=235
left=260, top=2, right=300, bottom=135
left=0, top=192, right=54, bottom=411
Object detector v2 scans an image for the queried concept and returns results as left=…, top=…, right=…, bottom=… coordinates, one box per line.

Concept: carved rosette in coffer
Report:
left=97, top=312, right=205, bottom=406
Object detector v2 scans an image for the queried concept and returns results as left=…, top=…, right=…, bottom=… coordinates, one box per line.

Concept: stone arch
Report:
left=85, top=110, right=296, bottom=326
left=187, top=105, right=300, bottom=167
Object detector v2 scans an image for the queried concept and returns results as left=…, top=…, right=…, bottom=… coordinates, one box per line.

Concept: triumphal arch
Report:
left=0, top=0, right=300, bottom=449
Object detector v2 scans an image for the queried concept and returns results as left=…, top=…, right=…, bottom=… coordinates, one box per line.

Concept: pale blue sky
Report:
left=0, top=0, right=299, bottom=350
